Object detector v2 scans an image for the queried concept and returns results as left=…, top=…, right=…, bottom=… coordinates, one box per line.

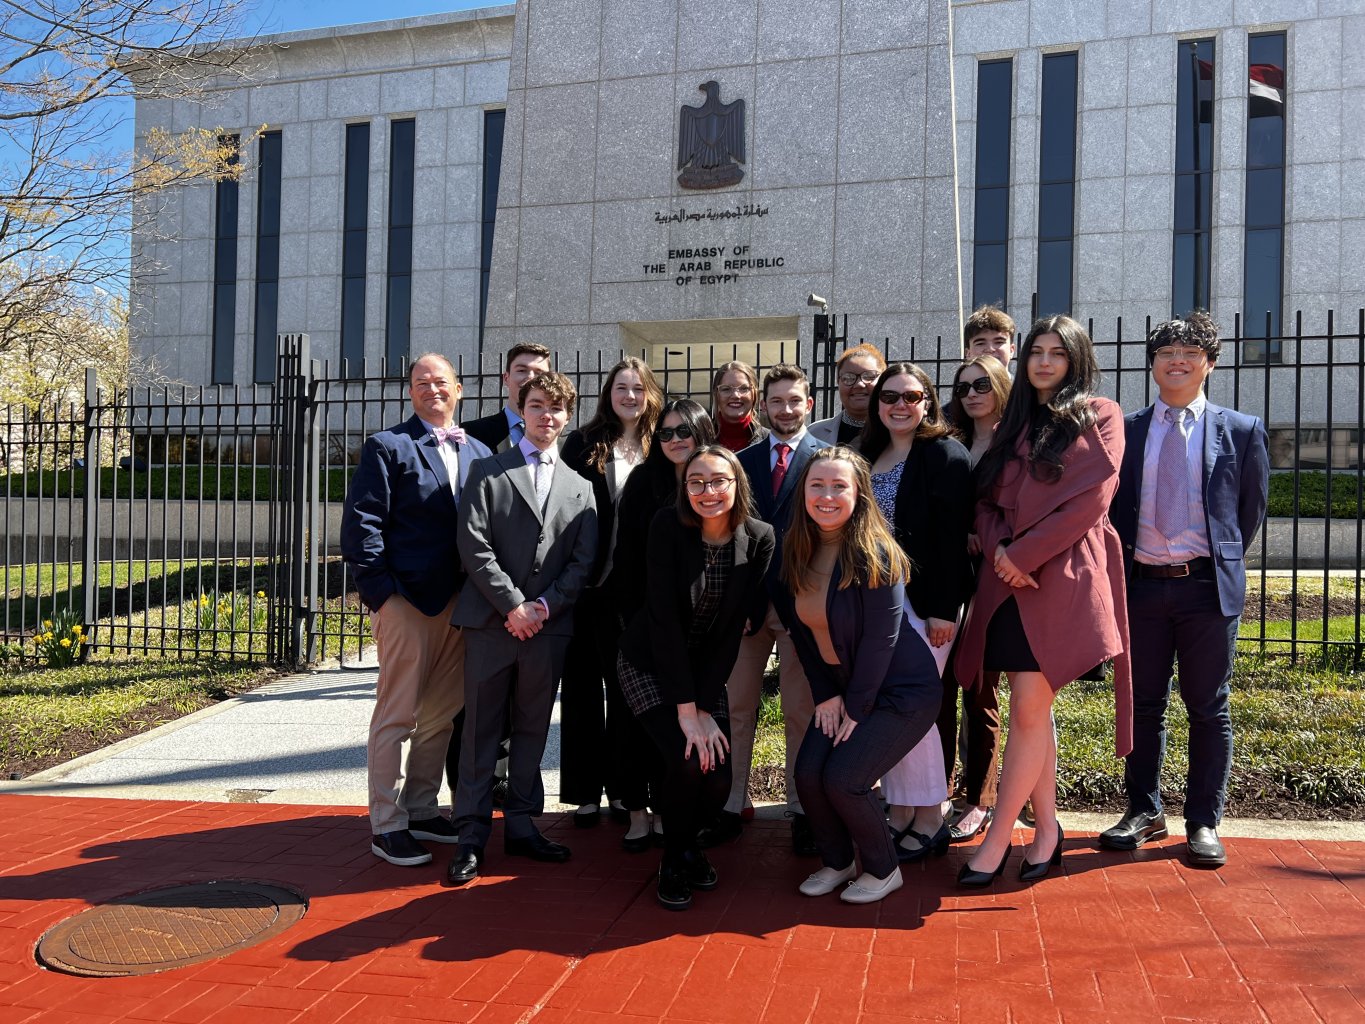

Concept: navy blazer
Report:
left=464, top=407, right=515, bottom=453
left=341, top=415, right=493, bottom=616
left=771, top=560, right=941, bottom=721
left=887, top=435, right=975, bottom=622
left=618, top=511, right=774, bottom=714
left=736, top=430, right=829, bottom=593
left=1110, top=401, right=1270, bottom=617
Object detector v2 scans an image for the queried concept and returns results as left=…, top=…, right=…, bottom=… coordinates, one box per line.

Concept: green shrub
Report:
left=1267, top=471, right=1361, bottom=519
left=30, top=607, right=88, bottom=668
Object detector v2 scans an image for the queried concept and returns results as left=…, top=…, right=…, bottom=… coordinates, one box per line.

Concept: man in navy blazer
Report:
left=342, top=353, right=493, bottom=868
left=706, top=363, right=828, bottom=853
left=1101, top=313, right=1269, bottom=868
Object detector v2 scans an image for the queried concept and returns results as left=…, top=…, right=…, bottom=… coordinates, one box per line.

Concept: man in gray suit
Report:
left=447, top=371, right=598, bottom=885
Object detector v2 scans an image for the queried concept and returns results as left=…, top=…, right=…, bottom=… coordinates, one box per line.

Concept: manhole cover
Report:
left=36, top=881, right=307, bottom=977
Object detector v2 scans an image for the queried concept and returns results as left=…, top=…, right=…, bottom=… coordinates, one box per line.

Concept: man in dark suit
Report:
left=447, top=371, right=598, bottom=886
left=341, top=353, right=493, bottom=867
left=706, top=363, right=828, bottom=853
left=1101, top=312, right=1269, bottom=868
left=462, top=342, right=553, bottom=452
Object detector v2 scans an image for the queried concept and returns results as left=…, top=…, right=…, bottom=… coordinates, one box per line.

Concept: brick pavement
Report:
left=0, top=794, right=1360, bottom=1023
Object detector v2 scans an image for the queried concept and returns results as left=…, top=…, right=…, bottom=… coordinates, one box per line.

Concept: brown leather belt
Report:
left=1133, top=557, right=1213, bottom=579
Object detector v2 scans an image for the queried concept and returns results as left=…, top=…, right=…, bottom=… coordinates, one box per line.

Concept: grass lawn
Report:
left=751, top=654, right=1365, bottom=818
left=1, top=659, right=275, bottom=778
left=2, top=465, right=354, bottom=503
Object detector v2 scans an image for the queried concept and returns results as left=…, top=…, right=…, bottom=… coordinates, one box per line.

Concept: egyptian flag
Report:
left=1249, top=62, right=1284, bottom=119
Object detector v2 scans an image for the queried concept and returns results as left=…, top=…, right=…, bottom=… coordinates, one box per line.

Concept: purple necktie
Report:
left=433, top=425, right=466, bottom=447
left=1154, top=407, right=1189, bottom=538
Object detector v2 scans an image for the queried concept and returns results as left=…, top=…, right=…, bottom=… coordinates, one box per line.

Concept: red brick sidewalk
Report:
left=0, top=795, right=1360, bottom=1023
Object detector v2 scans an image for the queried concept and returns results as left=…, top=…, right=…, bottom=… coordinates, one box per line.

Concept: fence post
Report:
left=80, top=369, right=99, bottom=659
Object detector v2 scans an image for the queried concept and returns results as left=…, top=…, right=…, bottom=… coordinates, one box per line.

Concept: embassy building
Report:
left=132, top=0, right=1362, bottom=425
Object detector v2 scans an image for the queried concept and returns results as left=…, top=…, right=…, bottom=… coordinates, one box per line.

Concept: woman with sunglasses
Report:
left=940, top=356, right=1013, bottom=844
left=611, top=399, right=716, bottom=849
left=559, top=357, right=664, bottom=832
left=709, top=361, right=767, bottom=451
left=772, top=447, right=940, bottom=903
left=617, top=445, right=774, bottom=910
left=954, top=315, right=1132, bottom=886
left=857, top=363, right=974, bottom=864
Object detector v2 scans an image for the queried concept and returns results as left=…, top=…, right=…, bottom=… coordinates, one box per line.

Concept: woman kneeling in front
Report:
left=772, top=446, right=943, bottom=904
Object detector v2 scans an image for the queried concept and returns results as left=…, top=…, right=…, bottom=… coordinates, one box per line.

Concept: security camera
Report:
left=806, top=293, right=827, bottom=310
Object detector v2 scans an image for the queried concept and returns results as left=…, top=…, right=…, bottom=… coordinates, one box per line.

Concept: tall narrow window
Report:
left=1036, top=52, right=1077, bottom=319
left=211, top=134, right=240, bottom=385
left=1173, top=40, right=1215, bottom=317
left=1243, top=32, right=1286, bottom=362
left=341, top=123, right=370, bottom=375
left=972, top=59, right=1012, bottom=311
left=253, top=130, right=282, bottom=384
left=385, top=119, right=415, bottom=367
left=479, top=109, right=506, bottom=352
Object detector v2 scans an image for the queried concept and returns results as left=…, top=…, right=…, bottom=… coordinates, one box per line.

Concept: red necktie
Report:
left=772, top=442, right=791, bottom=497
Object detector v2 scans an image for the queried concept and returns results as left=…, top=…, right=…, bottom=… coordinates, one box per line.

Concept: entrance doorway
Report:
left=619, top=316, right=800, bottom=402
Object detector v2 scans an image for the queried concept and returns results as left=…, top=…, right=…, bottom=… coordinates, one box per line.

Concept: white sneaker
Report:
left=799, top=863, right=857, bottom=896
left=840, top=868, right=904, bottom=904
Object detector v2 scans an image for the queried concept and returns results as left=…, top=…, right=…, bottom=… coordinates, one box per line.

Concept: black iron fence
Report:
left=2, top=313, right=1360, bottom=671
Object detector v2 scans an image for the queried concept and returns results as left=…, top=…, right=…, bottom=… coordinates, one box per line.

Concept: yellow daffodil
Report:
left=60, top=638, right=71, bottom=648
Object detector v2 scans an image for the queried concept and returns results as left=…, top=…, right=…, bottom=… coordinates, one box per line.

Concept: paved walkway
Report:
left=1, top=667, right=1363, bottom=1023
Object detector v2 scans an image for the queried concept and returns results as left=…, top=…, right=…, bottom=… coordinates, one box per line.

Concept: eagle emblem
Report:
left=677, top=81, right=745, bottom=190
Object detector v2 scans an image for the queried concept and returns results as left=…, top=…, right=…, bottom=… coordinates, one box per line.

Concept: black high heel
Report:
left=891, top=821, right=951, bottom=863
left=1019, top=824, right=1064, bottom=882
left=957, top=847, right=1010, bottom=887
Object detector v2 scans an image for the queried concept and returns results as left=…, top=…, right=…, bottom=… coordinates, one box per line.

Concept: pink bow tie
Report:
left=433, top=426, right=466, bottom=446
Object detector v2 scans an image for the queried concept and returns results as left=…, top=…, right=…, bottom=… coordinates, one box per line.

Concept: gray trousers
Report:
left=454, top=626, right=570, bottom=847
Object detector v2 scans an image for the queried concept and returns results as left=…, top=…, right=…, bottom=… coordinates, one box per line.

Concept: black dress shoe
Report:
left=505, top=831, right=572, bottom=863
left=682, top=848, right=718, bottom=891
left=696, top=810, right=743, bottom=848
left=1019, top=824, right=1064, bottom=882
left=573, top=806, right=601, bottom=828
left=621, top=828, right=654, bottom=854
left=1185, top=823, right=1227, bottom=868
left=408, top=816, right=460, bottom=843
left=1098, top=809, right=1169, bottom=851
left=892, top=821, right=951, bottom=863
left=445, top=844, right=483, bottom=886
left=957, top=848, right=1010, bottom=887
left=657, top=863, right=692, bottom=911
left=371, top=829, right=433, bottom=866
left=608, top=801, right=632, bottom=826
left=791, top=812, right=819, bottom=857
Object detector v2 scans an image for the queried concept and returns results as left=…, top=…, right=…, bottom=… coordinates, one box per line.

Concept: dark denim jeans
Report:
left=1124, top=572, right=1239, bottom=828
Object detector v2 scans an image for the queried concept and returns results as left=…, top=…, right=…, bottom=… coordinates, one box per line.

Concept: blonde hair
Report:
left=781, top=447, right=911, bottom=594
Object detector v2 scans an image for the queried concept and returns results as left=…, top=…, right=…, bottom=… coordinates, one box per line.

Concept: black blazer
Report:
left=887, top=435, right=975, bottom=622
left=611, top=457, right=679, bottom=619
left=772, top=558, right=941, bottom=720
left=463, top=408, right=514, bottom=452
left=559, top=429, right=618, bottom=585
left=617, top=511, right=774, bottom=714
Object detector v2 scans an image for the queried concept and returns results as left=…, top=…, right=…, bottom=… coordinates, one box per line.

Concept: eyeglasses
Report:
left=838, top=371, right=880, bottom=387
left=1153, top=346, right=1208, bottom=363
left=686, top=477, right=735, bottom=495
left=716, top=385, right=753, bottom=397
left=878, top=389, right=926, bottom=407
left=656, top=424, right=694, bottom=442
left=952, top=378, right=993, bottom=398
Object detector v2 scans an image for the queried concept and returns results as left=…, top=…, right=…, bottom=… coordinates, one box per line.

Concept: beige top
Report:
left=795, top=531, right=842, bottom=665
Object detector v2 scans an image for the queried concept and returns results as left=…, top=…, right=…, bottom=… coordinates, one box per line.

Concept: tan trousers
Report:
left=724, top=604, right=815, bottom=814
left=368, top=594, right=465, bottom=834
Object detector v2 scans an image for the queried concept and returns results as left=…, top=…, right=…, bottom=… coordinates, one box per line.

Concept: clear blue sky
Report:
left=246, top=0, right=496, bottom=36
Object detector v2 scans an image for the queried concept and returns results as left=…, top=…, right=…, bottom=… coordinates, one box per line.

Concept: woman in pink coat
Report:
left=953, top=315, right=1133, bottom=886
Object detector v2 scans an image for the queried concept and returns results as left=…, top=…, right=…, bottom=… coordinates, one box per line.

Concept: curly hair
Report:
left=518, top=371, right=578, bottom=418
left=1145, top=310, right=1221, bottom=364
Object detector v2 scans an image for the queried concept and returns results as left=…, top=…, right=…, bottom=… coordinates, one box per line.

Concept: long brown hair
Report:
left=709, top=360, right=763, bottom=443
left=781, top=447, right=911, bottom=593
left=577, top=357, right=664, bottom=471
left=945, top=356, right=1012, bottom=447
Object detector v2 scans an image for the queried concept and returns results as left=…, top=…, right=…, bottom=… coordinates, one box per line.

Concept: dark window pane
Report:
left=386, top=275, right=411, bottom=366
left=211, top=135, right=241, bottom=386
left=388, top=119, right=415, bottom=229
left=341, top=276, right=366, bottom=373
left=1247, top=34, right=1286, bottom=168
left=212, top=283, right=236, bottom=384
left=1174, top=172, right=1212, bottom=231
left=1038, top=181, right=1074, bottom=240
left=344, top=124, right=370, bottom=230
left=253, top=281, right=278, bottom=384
left=1171, top=231, right=1210, bottom=316
left=973, top=187, right=1009, bottom=243
left=1245, top=168, right=1284, bottom=227
left=479, top=109, right=507, bottom=344
left=1247, top=110, right=1285, bottom=168
left=1242, top=228, right=1282, bottom=339
left=1175, top=40, right=1215, bottom=173
left=972, top=243, right=1007, bottom=309
left=214, top=237, right=238, bottom=282
left=1036, top=239, right=1073, bottom=318
left=387, top=226, right=412, bottom=276
left=1039, top=53, right=1078, bottom=183
left=975, top=60, right=1013, bottom=188
left=343, top=230, right=367, bottom=277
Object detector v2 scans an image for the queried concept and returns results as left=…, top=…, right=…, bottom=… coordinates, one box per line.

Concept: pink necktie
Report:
left=1154, top=408, right=1189, bottom=538
left=772, top=443, right=791, bottom=497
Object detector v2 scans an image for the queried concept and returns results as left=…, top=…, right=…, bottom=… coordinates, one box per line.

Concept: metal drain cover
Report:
left=36, top=881, right=307, bottom=977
